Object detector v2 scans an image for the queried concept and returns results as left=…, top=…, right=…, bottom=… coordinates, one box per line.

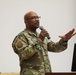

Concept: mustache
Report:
left=35, top=21, right=39, bottom=24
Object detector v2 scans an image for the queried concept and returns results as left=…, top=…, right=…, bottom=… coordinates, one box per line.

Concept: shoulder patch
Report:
left=15, top=39, right=23, bottom=48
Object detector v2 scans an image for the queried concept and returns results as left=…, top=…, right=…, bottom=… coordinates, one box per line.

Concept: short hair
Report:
left=24, top=11, right=37, bottom=21
left=24, top=13, right=28, bottom=21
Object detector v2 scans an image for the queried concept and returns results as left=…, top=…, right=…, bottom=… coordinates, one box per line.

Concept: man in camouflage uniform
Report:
left=12, top=11, right=76, bottom=75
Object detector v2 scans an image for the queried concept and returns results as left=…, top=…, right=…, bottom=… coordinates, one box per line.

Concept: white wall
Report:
left=0, top=0, right=76, bottom=73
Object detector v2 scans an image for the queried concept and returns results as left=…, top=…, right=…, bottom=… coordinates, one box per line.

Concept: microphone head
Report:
left=39, top=26, right=51, bottom=39
left=39, top=26, right=44, bottom=30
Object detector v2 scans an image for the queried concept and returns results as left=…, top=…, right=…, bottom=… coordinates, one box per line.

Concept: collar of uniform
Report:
left=24, top=29, right=38, bottom=37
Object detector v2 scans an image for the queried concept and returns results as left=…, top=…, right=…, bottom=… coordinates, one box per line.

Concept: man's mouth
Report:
left=34, top=22, right=39, bottom=28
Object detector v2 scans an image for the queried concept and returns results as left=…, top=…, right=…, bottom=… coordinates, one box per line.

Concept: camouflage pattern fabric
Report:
left=12, top=29, right=67, bottom=75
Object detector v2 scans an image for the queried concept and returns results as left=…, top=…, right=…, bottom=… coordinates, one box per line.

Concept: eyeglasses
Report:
left=26, top=16, right=41, bottom=20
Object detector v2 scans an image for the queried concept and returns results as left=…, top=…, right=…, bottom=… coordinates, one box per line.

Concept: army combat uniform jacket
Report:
left=12, top=29, right=67, bottom=75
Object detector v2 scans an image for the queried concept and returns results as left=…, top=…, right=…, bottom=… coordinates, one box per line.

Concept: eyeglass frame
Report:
left=26, top=16, right=41, bottom=20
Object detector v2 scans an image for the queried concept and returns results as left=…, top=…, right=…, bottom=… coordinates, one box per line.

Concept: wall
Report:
left=0, top=0, right=76, bottom=73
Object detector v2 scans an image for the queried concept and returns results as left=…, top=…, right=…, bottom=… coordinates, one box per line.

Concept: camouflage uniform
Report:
left=12, top=29, right=67, bottom=75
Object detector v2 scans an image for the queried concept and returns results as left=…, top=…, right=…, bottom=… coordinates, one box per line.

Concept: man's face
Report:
left=26, top=12, right=40, bottom=30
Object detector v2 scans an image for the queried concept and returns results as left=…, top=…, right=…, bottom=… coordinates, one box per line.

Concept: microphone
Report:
left=39, top=26, right=51, bottom=39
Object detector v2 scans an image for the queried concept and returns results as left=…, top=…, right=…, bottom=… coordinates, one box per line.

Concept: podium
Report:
left=71, top=43, right=76, bottom=71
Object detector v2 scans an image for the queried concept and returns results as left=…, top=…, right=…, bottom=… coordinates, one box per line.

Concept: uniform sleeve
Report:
left=47, top=39, right=68, bottom=52
left=12, top=35, right=37, bottom=61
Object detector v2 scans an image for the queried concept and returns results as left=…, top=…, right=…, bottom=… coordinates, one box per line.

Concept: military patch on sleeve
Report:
left=15, top=39, right=23, bottom=49
left=15, top=38, right=27, bottom=51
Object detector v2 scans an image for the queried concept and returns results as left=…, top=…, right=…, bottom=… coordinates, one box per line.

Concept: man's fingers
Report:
left=72, top=32, right=76, bottom=36
left=65, top=28, right=75, bottom=36
left=58, top=36, right=64, bottom=39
